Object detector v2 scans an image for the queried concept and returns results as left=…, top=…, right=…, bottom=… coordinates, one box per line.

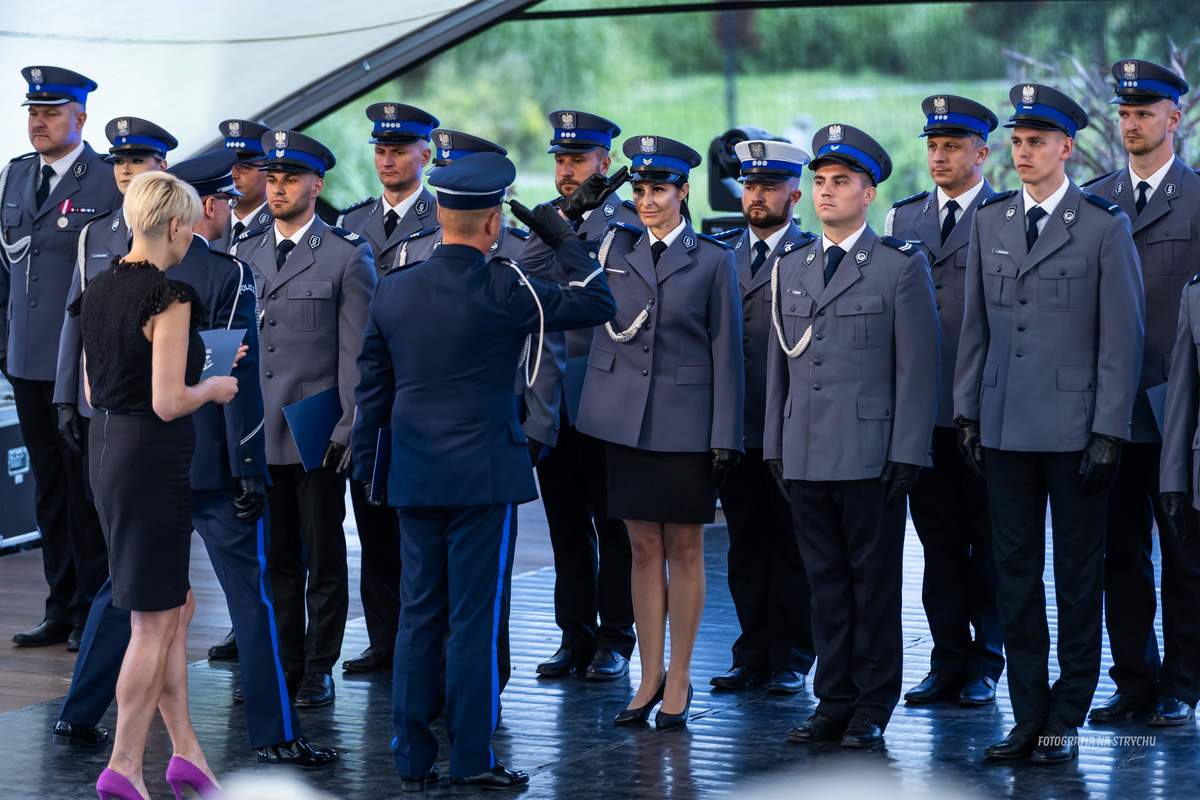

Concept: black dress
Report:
left=72, top=260, right=205, bottom=612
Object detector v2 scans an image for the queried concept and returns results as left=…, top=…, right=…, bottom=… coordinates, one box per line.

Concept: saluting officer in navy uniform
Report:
left=351, top=152, right=616, bottom=790
left=212, top=119, right=273, bottom=254
left=338, top=102, right=439, bottom=272
left=53, top=149, right=338, bottom=767
left=954, top=84, right=1144, bottom=763
left=766, top=124, right=939, bottom=749
left=521, top=110, right=640, bottom=682
left=886, top=95, right=1005, bottom=708
left=706, top=139, right=816, bottom=696
left=1, top=66, right=120, bottom=649
left=232, top=130, right=377, bottom=708
left=1087, top=60, right=1200, bottom=729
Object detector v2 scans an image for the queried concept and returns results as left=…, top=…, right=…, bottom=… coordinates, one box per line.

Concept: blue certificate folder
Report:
left=370, top=427, right=391, bottom=504
left=198, top=328, right=247, bottom=381
left=283, top=387, right=342, bottom=471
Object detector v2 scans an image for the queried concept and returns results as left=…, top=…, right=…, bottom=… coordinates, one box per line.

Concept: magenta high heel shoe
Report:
left=165, top=756, right=220, bottom=799
left=96, top=768, right=144, bottom=800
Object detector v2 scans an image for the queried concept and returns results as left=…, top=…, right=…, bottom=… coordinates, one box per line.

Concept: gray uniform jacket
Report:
left=887, top=182, right=996, bottom=428
left=1160, top=277, right=1200, bottom=505
left=213, top=202, right=273, bottom=254
left=232, top=216, right=377, bottom=465
left=576, top=221, right=745, bottom=453
left=763, top=227, right=940, bottom=481
left=338, top=187, right=437, bottom=276
left=0, top=143, right=121, bottom=379
left=953, top=181, right=1145, bottom=451
left=1083, top=158, right=1200, bottom=443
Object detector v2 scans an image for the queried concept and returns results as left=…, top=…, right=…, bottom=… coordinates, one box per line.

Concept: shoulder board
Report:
left=9, top=152, right=36, bottom=163
left=697, top=232, right=732, bottom=249
left=890, top=190, right=929, bottom=209
left=237, top=223, right=270, bottom=242
left=797, top=229, right=819, bottom=244
left=710, top=227, right=744, bottom=241
left=622, top=199, right=637, bottom=212
left=607, top=220, right=644, bottom=237
left=339, top=197, right=374, bottom=215
left=330, top=226, right=369, bottom=245
left=1080, top=169, right=1120, bottom=189
left=979, top=189, right=1019, bottom=209
left=1082, top=192, right=1121, bottom=215
left=506, top=225, right=530, bottom=240
left=880, top=236, right=921, bottom=253
left=405, top=226, right=439, bottom=240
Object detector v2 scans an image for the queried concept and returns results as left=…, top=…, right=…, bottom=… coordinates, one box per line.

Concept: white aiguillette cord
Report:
left=0, top=162, right=34, bottom=276
left=596, top=227, right=653, bottom=344
left=770, top=256, right=812, bottom=358
left=500, top=258, right=544, bottom=388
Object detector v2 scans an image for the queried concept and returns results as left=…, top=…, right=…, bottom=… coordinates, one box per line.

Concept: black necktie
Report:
left=823, top=245, right=845, bottom=285
left=384, top=209, right=399, bottom=239
left=1025, top=206, right=1048, bottom=251
left=940, top=199, right=960, bottom=245
left=651, top=241, right=667, bottom=265
left=276, top=239, right=295, bottom=269
left=1135, top=180, right=1151, bottom=215
left=35, top=164, right=54, bottom=208
left=232, top=221, right=245, bottom=240
left=749, top=240, right=769, bottom=277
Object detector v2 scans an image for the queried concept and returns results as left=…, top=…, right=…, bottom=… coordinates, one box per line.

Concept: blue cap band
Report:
left=111, top=135, right=169, bottom=154
left=925, top=112, right=991, bottom=138
left=264, top=148, right=327, bottom=173
left=373, top=119, right=434, bottom=139
left=551, top=128, right=612, bottom=148
left=27, top=81, right=88, bottom=104
left=1011, top=103, right=1079, bottom=136
left=1116, top=77, right=1181, bottom=102
left=739, top=158, right=803, bottom=177
left=814, top=143, right=882, bottom=183
left=224, top=137, right=266, bottom=155
left=629, top=154, right=691, bottom=176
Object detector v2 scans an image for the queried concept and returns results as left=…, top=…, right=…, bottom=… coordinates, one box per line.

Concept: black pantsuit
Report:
left=267, top=463, right=349, bottom=676
left=349, top=479, right=402, bottom=653
left=907, top=427, right=1004, bottom=681
left=788, top=478, right=905, bottom=728
left=718, top=448, right=814, bottom=673
left=535, top=413, right=634, bottom=657
left=8, top=375, right=107, bottom=625
left=984, top=448, right=1105, bottom=726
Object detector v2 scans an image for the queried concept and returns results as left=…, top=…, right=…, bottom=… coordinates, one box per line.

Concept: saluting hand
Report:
left=560, top=166, right=630, bottom=221
left=508, top=200, right=574, bottom=248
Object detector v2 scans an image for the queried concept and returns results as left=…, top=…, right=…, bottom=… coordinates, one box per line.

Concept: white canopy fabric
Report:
left=0, top=0, right=493, bottom=161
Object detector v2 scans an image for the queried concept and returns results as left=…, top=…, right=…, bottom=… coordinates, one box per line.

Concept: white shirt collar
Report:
left=648, top=218, right=687, bottom=249
left=822, top=221, right=867, bottom=254
left=937, top=178, right=985, bottom=216
left=39, top=140, right=85, bottom=177
left=274, top=214, right=317, bottom=247
left=233, top=200, right=267, bottom=225
left=749, top=224, right=789, bottom=255
left=383, top=184, right=424, bottom=221
left=1023, top=175, right=1070, bottom=219
left=1128, top=157, right=1174, bottom=195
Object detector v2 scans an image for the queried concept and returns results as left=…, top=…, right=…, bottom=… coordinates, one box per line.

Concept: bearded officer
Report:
left=954, top=83, right=1144, bottom=763
left=886, top=95, right=1005, bottom=708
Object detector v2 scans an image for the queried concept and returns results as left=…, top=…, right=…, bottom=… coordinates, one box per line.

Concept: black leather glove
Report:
left=55, top=402, right=84, bottom=456
left=1077, top=433, right=1122, bottom=493
left=880, top=461, right=921, bottom=508
left=361, top=479, right=385, bottom=508
left=233, top=476, right=267, bottom=521
left=322, top=440, right=351, bottom=475
left=955, top=417, right=985, bottom=479
left=1161, top=491, right=1190, bottom=542
left=528, top=438, right=545, bottom=466
left=711, top=448, right=741, bottom=488
left=559, top=166, right=630, bottom=221
left=508, top=200, right=575, bottom=248
left=766, top=458, right=787, bottom=494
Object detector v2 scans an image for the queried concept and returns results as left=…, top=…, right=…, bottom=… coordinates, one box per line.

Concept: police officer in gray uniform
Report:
left=766, top=124, right=939, bottom=749
left=708, top=139, right=815, bottom=696
left=1088, top=59, right=1200, bottom=728
left=954, top=84, right=1144, bottom=763
left=231, top=129, right=377, bottom=708
left=886, top=95, right=1005, bottom=708
left=213, top=119, right=273, bottom=254
left=1, top=66, right=121, bottom=649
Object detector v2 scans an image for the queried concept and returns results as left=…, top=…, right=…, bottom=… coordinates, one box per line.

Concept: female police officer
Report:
left=577, top=134, right=745, bottom=728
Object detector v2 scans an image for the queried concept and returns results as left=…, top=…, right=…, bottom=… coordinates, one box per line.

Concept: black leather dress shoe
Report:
left=295, top=673, right=335, bottom=708
left=709, top=665, right=765, bottom=691
left=66, top=624, right=84, bottom=653
left=400, top=767, right=441, bottom=793
left=655, top=684, right=693, bottom=730
left=984, top=720, right=1042, bottom=761
left=1030, top=718, right=1078, bottom=764
left=585, top=650, right=629, bottom=681
left=207, top=629, right=238, bottom=661
left=767, top=670, right=806, bottom=695
left=256, top=737, right=339, bottom=768
left=450, top=764, right=529, bottom=789
left=1143, top=695, right=1196, bottom=726
left=958, top=676, right=997, bottom=706
left=787, top=712, right=846, bottom=743
left=536, top=647, right=591, bottom=677
left=342, top=646, right=393, bottom=674
left=12, top=619, right=72, bottom=647
left=51, top=719, right=111, bottom=746
left=840, top=714, right=884, bottom=748
left=903, top=671, right=961, bottom=705
left=614, top=680, right=665, bottom=725
left=1089, top=691, right=1152, bottom=723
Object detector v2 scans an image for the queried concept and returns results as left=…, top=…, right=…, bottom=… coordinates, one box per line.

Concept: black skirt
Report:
left=606, top=443, right=716, bottom=524
left=89, top=410, right=194, bottom=612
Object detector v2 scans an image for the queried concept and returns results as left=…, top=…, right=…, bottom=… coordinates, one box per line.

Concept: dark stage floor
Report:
left=0, top=518, right=1193, bottom=800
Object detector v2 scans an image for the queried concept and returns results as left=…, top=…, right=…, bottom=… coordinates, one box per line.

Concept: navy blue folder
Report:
left=282, top=387, right=342, bottom=471
left=370, top=427, right=391, bottom=504
left=198, top=328, right=247, bottom=381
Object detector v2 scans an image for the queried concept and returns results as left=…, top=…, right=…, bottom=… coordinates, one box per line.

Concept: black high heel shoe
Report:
left=614, top=679, right=666, bottom=725
left=655, top=684, right=693, bottom=730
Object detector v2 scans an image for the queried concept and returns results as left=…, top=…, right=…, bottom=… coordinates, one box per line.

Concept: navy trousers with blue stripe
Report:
left=393, top=503, right=513, bottom=779
left=58, top=491, right=300, bottom=748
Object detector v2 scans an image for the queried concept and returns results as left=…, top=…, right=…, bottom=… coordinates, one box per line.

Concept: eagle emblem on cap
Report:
left=437, top=132, right=451, bottom=148
left=749, top=142, right=766, bottom=159
left=228, top=121, right=241, bottom=137
left=560, top=112, right=576, bottom=130
left=933, top=96, right=948, bottom=114
left=274, top=131, right=288, bottom=148
left=117, top=119, right=130, bottom=136
left=383, top=104, right=397, bottom=120
left=1021, top=85, right=1036, bottom=105
left=1123, top=61, right=1138, bottom=79
left=828, top=124, right=843, bottom=143
left=30, top=67, right=43, bottom=84
left=640, top=136, right=656, bottom=154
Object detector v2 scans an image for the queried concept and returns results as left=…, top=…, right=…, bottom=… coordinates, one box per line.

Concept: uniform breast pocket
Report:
left=1038, top=258, right=1087, bottom=312
left=286, top=280, right=334, bottom=331
left=983, top=259, right=1019, bottom=307
left=1144, top=224, right=1193, bottom=275
left=835, top=293, right=884, bottom=348
left=1, top=205, right=22, bottom=229
left=781, top=293, right=815, bottom=340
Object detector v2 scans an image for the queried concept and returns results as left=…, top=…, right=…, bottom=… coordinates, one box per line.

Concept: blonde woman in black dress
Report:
left=79, top=172, right=240, bottom=800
